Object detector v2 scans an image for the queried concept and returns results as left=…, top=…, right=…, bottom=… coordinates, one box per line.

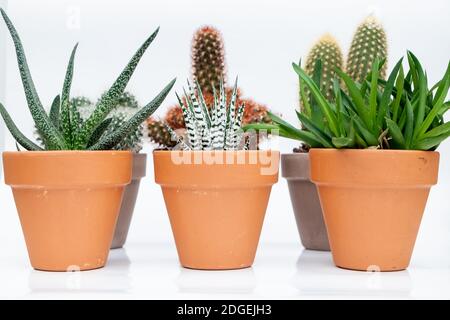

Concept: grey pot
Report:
left=282, top=153, right=330, bottom=251
left=111, top=153, right=147, bottom=249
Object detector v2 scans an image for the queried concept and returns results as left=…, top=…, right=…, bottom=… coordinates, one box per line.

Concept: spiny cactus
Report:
left=241, top=99, right=271, bottom=124
left=147, top=117, right=176, bottom=148
left=191, top=26, right=226, bottom=94
left=0, top=9, right=175, bottom=151
left=164, top=105, right=185, bottom=129
left=346, top=15, right=388, bottom=83
left=303, top=34, right=344, bottom=106
left=171, top=79, right=247, bottom=151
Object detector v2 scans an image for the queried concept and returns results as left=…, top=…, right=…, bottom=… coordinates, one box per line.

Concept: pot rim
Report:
left=3, top=150, right=132, bottom=157
left=309, top=148, right=439, bottom=155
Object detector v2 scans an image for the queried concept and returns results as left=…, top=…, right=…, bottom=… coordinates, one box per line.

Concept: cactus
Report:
left=346, top=15, right=388, bottom=83
left=0, top=9, right=175, bottom=151
left=303, top=34, right=344, bottom=106
left=191, top=26, right=226, bottom=94
left=241, top=99, right=271, bottom=125
left=164, top=104, right=185, bottom=129
left=147, top=117, right=176, bottom=148
left=171, top=79, right=247, bottom=151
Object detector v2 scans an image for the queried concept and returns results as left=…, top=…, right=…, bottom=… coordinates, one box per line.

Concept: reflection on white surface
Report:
left=292, top=250, right=412, bottom=298
left=27, top=249, right=132, bottom=295
left=176, top=267, right=257, bottom=294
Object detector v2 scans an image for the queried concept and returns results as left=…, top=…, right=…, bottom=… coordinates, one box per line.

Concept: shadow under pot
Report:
left=310, top=149, right=439, bottom=272
left=153, top=150, right=279, bottom=270
left=281, top=153, right=330, bottom=251
left=111, top=153, right=147, bottom=249
left=2, top=151, right=132, bottom=272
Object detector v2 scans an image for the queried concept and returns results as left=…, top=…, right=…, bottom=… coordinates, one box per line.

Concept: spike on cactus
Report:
left=165, top=105, right=185, bottom=129
left=346, top=15, right=388, bottom=83
left=303, top=33, right=344, bottom=107
left=191, top=26, right=226, bottom=94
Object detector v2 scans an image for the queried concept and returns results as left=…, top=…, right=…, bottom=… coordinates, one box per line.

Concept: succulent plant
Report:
left=164, top=104, right=186, bottom=129
left=170, top=79, right=247, bottom=150
left=191, top=26, right=226, bottom=94
left=147, top=117, right=176, bottom=148
left=0, top=9, right=175, bottom=151
left=303, top=34, right=344, bottom=106
left=245, top=52, right=450, bottom=151
left=346, top=16, right=388, bottom=83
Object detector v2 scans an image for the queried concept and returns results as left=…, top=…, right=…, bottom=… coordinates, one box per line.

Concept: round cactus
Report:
left=191, top=26, right=227, bottom=94
left=346, top=15, right=388, bottom=83
left=241, top=99, right=271, bottom=125
left=303, top=33, right=344, bottom=106
left=164, top=105, right=185, bottom=129
left=147, top=117, right=176, bottom=148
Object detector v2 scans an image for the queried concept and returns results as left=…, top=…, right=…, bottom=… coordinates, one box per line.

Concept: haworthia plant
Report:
left=0, top=8, right=175, bottom=151
left=170, top=78, right=247, bottom=150
left=245, top=51, right=450, bottom=151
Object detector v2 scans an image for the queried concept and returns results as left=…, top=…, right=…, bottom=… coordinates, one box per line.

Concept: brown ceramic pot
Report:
left=154, top=150, right=279, bottom=270
left=2, top=151, right=132, bottom=271
left=310, top=149, right=439, bottom=271
left=111, top=153, right=147, bottom=249
left=281, top=153, right=330, bottom=251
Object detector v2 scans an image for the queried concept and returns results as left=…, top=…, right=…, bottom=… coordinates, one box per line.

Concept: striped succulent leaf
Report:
left=170, top=79, right=246, bottom=151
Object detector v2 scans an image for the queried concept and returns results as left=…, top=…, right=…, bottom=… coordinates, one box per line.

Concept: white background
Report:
left=0, top=0, right=449, bottom=299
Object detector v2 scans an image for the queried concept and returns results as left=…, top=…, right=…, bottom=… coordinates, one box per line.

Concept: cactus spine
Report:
left=191, top=26, right=226, bottom=94
left=303, top=33, right=344, bottom=106
left=346, top=15, right=388, bottom=83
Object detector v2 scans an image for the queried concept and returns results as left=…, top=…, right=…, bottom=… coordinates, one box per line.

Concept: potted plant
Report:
left=153, top=79, right=279, bottom=270
left=72, top=93, right=147, bottom=249
left=246, top=52, right=450, bottom=271
left=0, top=9, right=175, bottom=271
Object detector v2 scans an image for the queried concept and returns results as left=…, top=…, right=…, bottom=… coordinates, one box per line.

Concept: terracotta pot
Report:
left=111, top=153, right=147, bottom=249
left=2, top=151, right=132, bottom=271
left=310, top=149, right=439, bottom=271
left=281, top=153, right=330, bottom=251
left=154, top=150, right=279, bottom=270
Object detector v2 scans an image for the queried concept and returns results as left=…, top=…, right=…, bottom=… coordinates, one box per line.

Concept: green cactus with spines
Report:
left=0, top=8, right=175, bottom=151
left=191, top=26, right=226, bottom=94
left=302, top=33, right=344, bottom=110
left=346, top=15, right=388, bottom=83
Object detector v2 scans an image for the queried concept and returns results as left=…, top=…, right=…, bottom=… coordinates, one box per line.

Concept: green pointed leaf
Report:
left=369, top=58, right=380, bottom=127
left=386, top=118, right=405, bottom=148
left=78, top=27, right=160, bottom=147
left=377, top=58, right=403, bottom=128
left=1, top=8, right=64, bottom=150
left=89, top=78, right=175, bottom=150
left=423, top=122, right=450, bottom=139
left=87, top=118, right=112, bottom=147
left=0, top=102, right=43, bottom=151
left=332, top=137, right=353, bottom=148
left=295, top=110, right=333, bottom=147
left=413, top=131, right=450, bottom=150
left=391, top=65, right=404, bottom=122
left=293, top=63, right=339, bottom=136
left=49, top=95, right=61, bottom=128
left=404, top=96, right=414, bottom=149
left=408, top=52, right=427, bottom=139
left=335, top=67, right=371, bottom=129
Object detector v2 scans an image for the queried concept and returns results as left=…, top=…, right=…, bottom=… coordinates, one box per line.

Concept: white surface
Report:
left=0, top=163, right=449, bottom=300
left=0, top=0, right=449, bottom=300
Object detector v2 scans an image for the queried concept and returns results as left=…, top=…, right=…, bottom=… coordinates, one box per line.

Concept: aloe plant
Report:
left=0, top=9, right=175, bottom=151
left=245, top=51, right=450, bottom=151
left=169, top=78, right=247, bottom=150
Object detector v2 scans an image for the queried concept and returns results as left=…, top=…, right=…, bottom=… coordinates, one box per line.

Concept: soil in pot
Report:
left=310, top=149, right=439, bottom=272
left=2, top=151, right=132, bottom=272
left=282, top=153, right=330, bottom=251
left=111, top=153, right=147, bottom=249
left=154, top=150, right=279, bottom=270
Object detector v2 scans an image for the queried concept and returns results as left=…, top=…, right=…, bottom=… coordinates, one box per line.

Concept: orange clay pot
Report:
left=154, top=150, right=279, bottom=270
left=309, top=149, right=439, bottom=272
left=2, top=151, right=132, bottom=272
